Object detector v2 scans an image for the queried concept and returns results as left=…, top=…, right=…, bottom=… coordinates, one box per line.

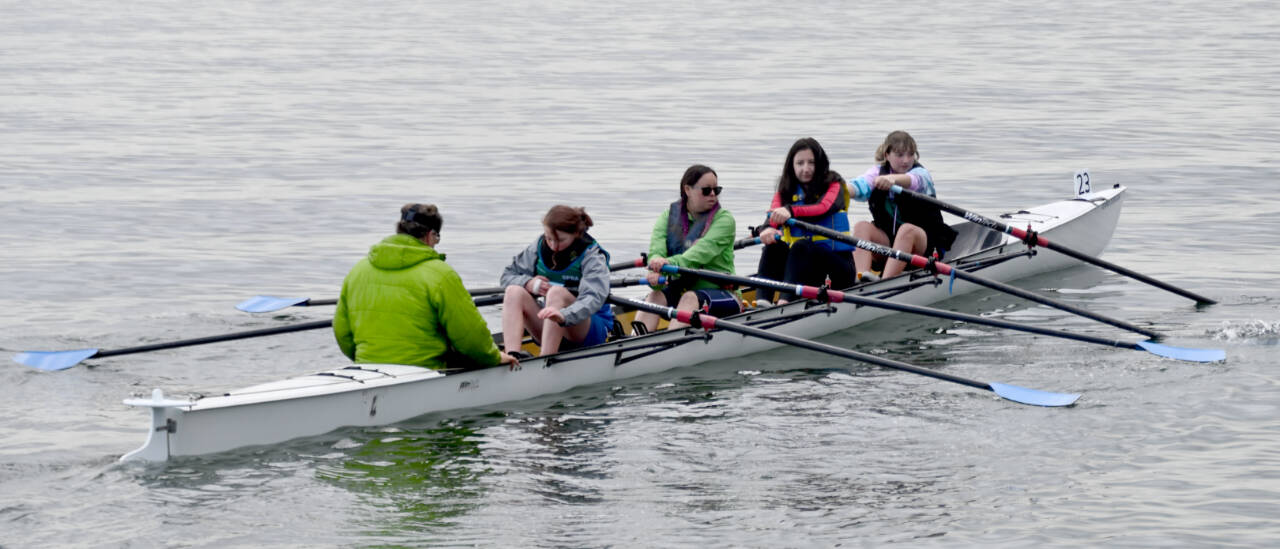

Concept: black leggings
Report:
left=755, top=239, right=855, bottom=302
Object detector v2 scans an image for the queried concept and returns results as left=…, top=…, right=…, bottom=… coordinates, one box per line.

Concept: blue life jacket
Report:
left=781, top=180, right=854, bottom=252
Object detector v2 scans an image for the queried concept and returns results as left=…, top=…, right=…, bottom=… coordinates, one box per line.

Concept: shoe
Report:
left=857, top=271, right=880, bottom=283
left=755, top=298, right=773, bottom=308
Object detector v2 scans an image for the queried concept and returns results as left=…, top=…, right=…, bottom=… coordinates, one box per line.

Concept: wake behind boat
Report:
left=119, top=185, right=1130, bottom=461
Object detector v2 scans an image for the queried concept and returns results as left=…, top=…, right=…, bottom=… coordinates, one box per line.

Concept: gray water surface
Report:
left=2, top=1, right=1278, bottom=547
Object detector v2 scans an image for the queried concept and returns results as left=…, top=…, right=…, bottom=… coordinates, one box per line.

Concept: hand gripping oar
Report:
left=889, top=186, right=1216, bottom=305
left=784, top=218, right=1161, bottom=340
left=236, top=237, right=764, bottom=313
left=607, top=294, right=1080, bottom=407
left=14, top=294, right=508, bottom=371
left=658, top=264, right=1225, bottom=363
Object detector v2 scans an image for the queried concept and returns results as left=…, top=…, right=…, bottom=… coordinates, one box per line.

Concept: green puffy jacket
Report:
left=334, top=233, right=502, bottom=369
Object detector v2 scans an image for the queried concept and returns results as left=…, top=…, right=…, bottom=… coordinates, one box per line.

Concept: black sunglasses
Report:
left=698, top=186, right=724, bottom=196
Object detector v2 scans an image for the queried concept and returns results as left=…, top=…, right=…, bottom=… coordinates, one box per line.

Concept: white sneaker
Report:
left=755, top=298, right=772, bottom=308
left=857, top=271, right=880, bottom=283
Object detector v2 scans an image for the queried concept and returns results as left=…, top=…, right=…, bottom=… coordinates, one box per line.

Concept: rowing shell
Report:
left=121, top=186, right=1126, bottom=461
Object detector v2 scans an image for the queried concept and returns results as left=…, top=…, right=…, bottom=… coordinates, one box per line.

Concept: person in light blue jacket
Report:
left=847, top=131, right=958, bottom=280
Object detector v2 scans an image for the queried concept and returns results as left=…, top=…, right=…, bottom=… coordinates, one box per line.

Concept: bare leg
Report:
left=538, top=285, right=581, bottom=355
left=632, top=289, right=668, bottom=334
left=883, top=223, right=928, bottom=278
left=666, top=291, right=701, bottom=330
left=502, top=285, right=543, bottom=354
left=852, top=220, right=891, bottom=273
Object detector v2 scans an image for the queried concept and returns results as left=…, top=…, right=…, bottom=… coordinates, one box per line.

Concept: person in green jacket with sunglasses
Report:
left=334, top=204, right=519, bottom=370
left=633, top=164, right=741, bottom=333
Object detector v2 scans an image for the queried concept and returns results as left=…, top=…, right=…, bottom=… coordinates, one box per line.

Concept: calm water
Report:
left=3, top=1, right=1278, bottom=546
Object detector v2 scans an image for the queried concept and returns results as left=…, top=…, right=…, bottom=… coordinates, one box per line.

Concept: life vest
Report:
left=665, top=201, right=719, bottom=256
left=536, top=234, right=610, bottom=286
left=780, top=179, right=854, bottom=252
left=867, top=162, right=958, bottom=255
left=535, top=234, right=614, bottom=318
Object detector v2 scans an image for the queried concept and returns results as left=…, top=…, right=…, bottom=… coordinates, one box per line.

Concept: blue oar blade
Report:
left=13, top=348, right=100, bottom=371
left=988, top=382, right=1080, bottom=407
left=1135, top=340, right=1226, bottom=363
left=235, top=296, right=309, bottom=313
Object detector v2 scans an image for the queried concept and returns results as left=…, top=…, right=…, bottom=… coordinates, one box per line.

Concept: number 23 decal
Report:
left=1074, top=170, right=1091, bottom=196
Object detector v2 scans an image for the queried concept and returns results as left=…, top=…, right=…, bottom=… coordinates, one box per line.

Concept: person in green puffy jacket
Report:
left=334, top=204, right=519, bottom=370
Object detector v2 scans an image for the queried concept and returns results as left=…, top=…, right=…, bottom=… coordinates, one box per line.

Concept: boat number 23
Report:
left=1074, top=170, right=1091, bottom=196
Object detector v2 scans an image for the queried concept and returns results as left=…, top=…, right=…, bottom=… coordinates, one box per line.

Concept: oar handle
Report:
left=95, top=320, right=334, bottom=359
left=470, top=259, right=646, bottom=296
left=733, top=236, right=762, bottom=250
left=608, top=256, right=648, bottom=271
left=891, top=186, right=1216, bottom=305
left=472, top=294, right=504, bottom=307
left=470, top=259, right=650, bottom=294
left=656, top=264, right=827, bottom=300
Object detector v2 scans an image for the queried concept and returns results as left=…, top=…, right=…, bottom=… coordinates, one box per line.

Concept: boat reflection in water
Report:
left=316, top=416, right=498, bottom=529
left=316, top=394, right=621, bottom=534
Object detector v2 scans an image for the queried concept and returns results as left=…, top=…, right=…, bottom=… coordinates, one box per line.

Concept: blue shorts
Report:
left=560, top=308, right=613, bottom=350
left=660, top=286, right=742, bottom=318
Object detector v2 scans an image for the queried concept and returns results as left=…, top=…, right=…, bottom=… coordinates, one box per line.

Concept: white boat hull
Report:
left=122, top=187, right=1126, bottom=461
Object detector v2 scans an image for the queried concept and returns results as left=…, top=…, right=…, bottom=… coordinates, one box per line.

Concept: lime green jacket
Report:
left=334, top=234, right=502, bottom=369
left=648, top=207, right=737, bottom=292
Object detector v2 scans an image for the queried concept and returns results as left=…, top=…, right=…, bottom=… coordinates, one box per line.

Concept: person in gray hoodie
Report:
left=500, top=205, right=614, bottom=357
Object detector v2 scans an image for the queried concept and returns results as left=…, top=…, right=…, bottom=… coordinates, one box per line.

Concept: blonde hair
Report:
left=874, top=130, right=919, bottom=163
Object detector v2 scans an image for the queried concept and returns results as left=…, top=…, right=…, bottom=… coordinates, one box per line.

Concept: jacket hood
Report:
left=367, top=233, right=445, bottom=270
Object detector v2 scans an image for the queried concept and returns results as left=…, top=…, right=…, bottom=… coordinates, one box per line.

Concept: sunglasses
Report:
left=697, top=186, right=724, bottom=196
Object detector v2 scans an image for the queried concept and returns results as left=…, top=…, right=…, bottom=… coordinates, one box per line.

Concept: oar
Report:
left=889, top=186, right=1216, bottom=305
left=785, top=218, right=1161, bottom=340
left=14, top=293, right=509, bottom=371
left=659, top=264, right=1224, bottom=363
left=236, top=257, right=650, bottom=312
left=236, top=238, right=763, bottom=313
left=238, top=275, right=660, bottom=313
left=13, top=320, right=334, bottom=371
left=607, top=294, right=1080, bottom=407
left=235, top=296, right=335, bottom=312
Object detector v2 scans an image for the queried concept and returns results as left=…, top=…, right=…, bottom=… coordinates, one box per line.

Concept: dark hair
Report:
left=777, top=137, right=832, bottom=205
left=543, top=205, right=593, bottom=236
left=397, top=203, right=442, bottom=239
left=678, top=164, right=718, bottom=208
left=875, top=130, right=919, bottom=163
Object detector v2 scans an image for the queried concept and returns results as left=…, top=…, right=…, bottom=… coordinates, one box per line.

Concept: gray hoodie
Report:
left=500, top=239, right=610, bottom=327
